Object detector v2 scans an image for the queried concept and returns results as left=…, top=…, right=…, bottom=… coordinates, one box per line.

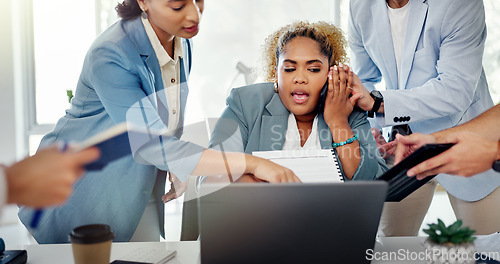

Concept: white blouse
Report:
left=141, top=16, right=183, bottom=132
left=282, top=114, right=322, bottom=150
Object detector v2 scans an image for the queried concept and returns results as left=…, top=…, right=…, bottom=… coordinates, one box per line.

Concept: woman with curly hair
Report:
left=208, top=21, right=388, bottom=182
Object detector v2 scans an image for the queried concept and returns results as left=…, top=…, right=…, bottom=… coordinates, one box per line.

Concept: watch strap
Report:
left=368, top=91, right=383, bottom=118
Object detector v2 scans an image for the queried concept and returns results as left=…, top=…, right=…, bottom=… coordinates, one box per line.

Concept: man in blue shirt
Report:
left=349, top=0, right=500, bottom=236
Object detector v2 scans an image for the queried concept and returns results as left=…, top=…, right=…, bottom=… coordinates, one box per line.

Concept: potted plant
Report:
left=423, top=219, right=476, bottom=264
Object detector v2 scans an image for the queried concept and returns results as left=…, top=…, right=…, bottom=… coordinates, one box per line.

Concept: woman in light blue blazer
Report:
left=209, top=21, right=388, bottom=182
left=18, top=0, right=299, bottom=244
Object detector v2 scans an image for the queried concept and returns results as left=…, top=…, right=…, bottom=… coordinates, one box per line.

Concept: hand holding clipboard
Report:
left=377, top=143, right=454, bottom=202
left=2, top=143, right=100, bottom=229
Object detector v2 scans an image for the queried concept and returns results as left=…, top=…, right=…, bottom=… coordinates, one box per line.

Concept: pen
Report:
left=30, top=141, right=69, bottom=229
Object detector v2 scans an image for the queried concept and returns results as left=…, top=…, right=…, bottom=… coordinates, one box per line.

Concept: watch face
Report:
left=370, top=90, right=383, bottom=100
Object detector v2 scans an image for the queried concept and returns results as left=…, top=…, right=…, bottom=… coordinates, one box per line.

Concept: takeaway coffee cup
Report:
left=70, top=224, right=115, bottom=264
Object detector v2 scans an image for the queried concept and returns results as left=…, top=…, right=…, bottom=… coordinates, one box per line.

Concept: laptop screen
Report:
left=199, top=182, right=387, bottom=264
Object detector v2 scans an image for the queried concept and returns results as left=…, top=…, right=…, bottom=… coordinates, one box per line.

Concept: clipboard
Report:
left=377, top=143, right=454, bottom=202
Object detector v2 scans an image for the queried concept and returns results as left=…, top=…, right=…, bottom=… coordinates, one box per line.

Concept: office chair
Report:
left=180, top=176, right=200, bottom=241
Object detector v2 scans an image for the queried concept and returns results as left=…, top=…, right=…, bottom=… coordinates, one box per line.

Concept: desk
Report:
left=10, top=241, right=200, bottom=264
left=372, top=237, right=428, bottom=263
left=8, top=237, right=431, bottom=264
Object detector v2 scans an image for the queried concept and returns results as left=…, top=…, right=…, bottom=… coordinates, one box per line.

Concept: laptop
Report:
left=198, top=182, right=387, bottom=264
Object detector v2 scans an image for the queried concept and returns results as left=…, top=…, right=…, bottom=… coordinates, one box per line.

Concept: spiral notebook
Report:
left=252, top=149, right=343, bottom=182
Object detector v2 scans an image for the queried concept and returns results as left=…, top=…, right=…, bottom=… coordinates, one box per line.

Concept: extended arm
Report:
left=394, top=104, right=500, bottom=178
left=3, top=146, right=99, bottom=207
left=432, top=104, right=500, bottom=142
left=88, top=43, right=299, bottom=183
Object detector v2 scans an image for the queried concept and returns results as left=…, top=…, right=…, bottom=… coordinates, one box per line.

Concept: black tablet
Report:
left=377, top=143, right=454, bottom=202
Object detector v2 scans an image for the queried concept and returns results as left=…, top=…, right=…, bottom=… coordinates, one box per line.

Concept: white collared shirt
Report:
left=282, top=114, right=322, bottom=150
left=387, top=1, right=410, bottom=86
left=141, top=16, right=183, bottom=132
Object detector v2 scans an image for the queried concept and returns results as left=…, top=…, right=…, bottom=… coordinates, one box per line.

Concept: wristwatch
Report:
left=493, top=141, right=500, bottom=173
left=368, top=90, right=383, bottom=118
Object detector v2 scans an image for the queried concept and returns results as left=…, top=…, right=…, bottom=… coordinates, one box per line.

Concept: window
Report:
left=24, top=0, right=118, bottom=154
left=32, top=1, right=96, bottom=125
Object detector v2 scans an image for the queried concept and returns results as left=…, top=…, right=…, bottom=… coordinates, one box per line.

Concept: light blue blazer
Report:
left=348, top=0, right=500, bottom=201
left=209, top=83, right=389, bottom=181
left=18, top=17, right=204, bottom=243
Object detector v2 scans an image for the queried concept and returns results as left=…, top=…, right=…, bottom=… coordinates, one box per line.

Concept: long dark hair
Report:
left=116, top=0, right=142, bottom=20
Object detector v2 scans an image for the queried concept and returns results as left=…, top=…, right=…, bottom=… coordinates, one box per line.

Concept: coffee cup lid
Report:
left=69, top=224, right=115, bottom=244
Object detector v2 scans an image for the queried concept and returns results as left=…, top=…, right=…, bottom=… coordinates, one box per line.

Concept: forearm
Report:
left=432, top=104, right=500, bottom=142
left=408, top=132, right=499, bottom=178
left=193, top=149, right=299, bottom=183
left=377, top=102, right=384, bottom=114
left=329, top=122, right=361, bottom=180
left=192, top=148, right=270, bottom=177
left=191, top=149, right=247, bottom=180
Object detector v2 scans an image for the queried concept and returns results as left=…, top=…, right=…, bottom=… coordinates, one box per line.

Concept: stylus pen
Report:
left=30, top=141, right=69, bottom=229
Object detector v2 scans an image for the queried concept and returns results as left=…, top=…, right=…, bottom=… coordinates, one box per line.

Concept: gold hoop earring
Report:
left=274, top=81, right=278, bottom=92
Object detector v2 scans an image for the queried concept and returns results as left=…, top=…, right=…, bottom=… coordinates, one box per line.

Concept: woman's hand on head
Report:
left=323, top=64, right=362, bottom=126
left=350, top=72, right=372, bottom=111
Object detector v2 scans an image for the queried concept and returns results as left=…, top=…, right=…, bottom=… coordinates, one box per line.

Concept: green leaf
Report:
left=438, top=236, right=449, bottom=244
left=448, top=220, right=462, bottom=233
left=466, top=237, right=476, bottom=243
left=423, top=229, right=437, bottom=236
left=427, top=223, right=438, bottom=229
left=428, top=235, right=440, bottom=243
left=437, top=219, right=447, bottom=230
left=451, top=237, right=462, bottom=244
left=67, top=90, right=74, bottom=103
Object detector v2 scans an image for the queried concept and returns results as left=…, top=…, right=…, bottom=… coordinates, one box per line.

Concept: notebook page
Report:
left=253, top=149, right=343, bottom=183
left=116, top=246, right=177, bottom=264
